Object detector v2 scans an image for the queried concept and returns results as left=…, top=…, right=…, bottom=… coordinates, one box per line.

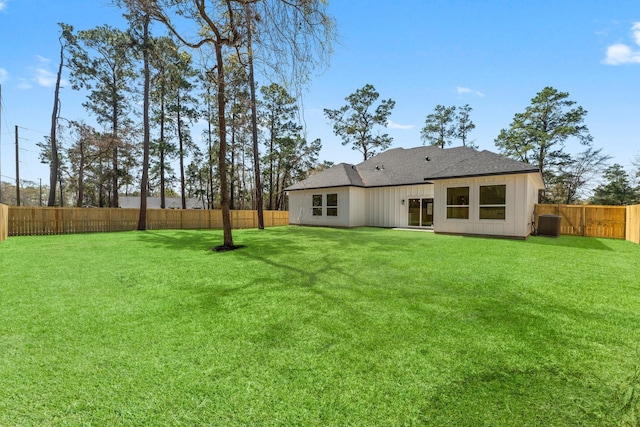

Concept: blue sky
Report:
left=1, top=0, right=639, bottom=186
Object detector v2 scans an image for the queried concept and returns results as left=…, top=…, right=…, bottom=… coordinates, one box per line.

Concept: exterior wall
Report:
left=348, top=187, right=367, bottom=227
left=288, top=184, right=434, bottom=228
left=288, top=187, right=354, bottom=227
left=525, top=174, right=542, bottom=236
left=288, top=174, right=542, bottom=237
left=366, top=184, right=434, bottom=227
left=433, top=174, right=539, bottom=238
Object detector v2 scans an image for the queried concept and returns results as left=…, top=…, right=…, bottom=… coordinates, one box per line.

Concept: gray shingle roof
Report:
left=285, top=146, right=541, bottom=191
left=423, top=149, right=541, bottom=180
left=286, top=162, right=365, bottom=190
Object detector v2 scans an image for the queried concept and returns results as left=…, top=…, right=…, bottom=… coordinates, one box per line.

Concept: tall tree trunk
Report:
left=160, top=79, right=166, bottom=209
left=274, top=156, right=281, bottom=210
left=177, top=96, right=186, bottom=210
left=137, top=13, right=150, bottom=230
left=215, top=42, right=233, bottom=247
left=98, top=171, right=104, bottom=208
left=111, top=76, right=119, bottom=208
left=245, top=4, right=264, bottom=228
left=207, top=85, right=215, bottom=210
left=230, top=110, right=236, bottom=210
left=58, top=175, right=63, bottom=206
left=76, top=137, right=85, bottom=207
left=241, top=137, right=247, bottom=210
left=269, top=118, right=275, bottom=211
left=48, top=37, right=64, bottom=206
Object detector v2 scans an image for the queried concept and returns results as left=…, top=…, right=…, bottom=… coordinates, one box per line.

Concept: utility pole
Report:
left=15, top=125, right=20, bottom=206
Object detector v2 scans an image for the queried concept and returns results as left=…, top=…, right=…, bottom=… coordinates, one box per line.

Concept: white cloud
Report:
left=35, top=55, right=51, bottom=64
left=0, top=0, right=7, bottom=12
left=633, top=22, right=640, bottom=45
left=603, top=22, right=640, bottom=65
left=33, top=68, right=57, bottom=87
left=456, top=86, right=485, bottom=97
left=0, top=68, right=7, bottom=84
left=17, top=78, right=32, bottom=90
left=604, top=43, right=640, bottom=65
left=21, top=55, right=66, bottom=88
left=387, top=120, right=414, bottom=130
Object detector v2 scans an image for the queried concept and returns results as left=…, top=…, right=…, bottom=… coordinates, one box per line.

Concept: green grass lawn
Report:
left=1, top=226, right=639, bottom=426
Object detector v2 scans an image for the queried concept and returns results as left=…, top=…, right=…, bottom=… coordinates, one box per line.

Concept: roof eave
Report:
left=423, top=169, right=541, bottom=181
left=285, top=184, right=366, bottom=192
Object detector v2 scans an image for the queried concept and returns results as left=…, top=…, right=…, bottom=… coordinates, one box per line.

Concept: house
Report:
left=285, top=146, right=544, bottom=238
left=119, top=196, right=204, bottom=209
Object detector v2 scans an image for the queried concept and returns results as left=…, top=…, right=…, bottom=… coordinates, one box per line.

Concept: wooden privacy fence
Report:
left=0, top=204, right=8, bottom=243
left=7, top=207, right=289, bottom=237
left=628, top=204, right=640, bottom=244
left=535, top=204, right=640, bottom=243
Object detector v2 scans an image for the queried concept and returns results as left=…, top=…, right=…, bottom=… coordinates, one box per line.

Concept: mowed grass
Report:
left=1, top=226, right=639, bottom=426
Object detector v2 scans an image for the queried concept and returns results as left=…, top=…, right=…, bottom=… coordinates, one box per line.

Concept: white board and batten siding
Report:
left=366, top=184, right=434, bottom=228
left=288, top=187, right=366, bottom=227
left=288, top=173, right=541, bottom=238
left=433, top=173, right=538, bottom=238
left=288, top=184, right=434, bottom=228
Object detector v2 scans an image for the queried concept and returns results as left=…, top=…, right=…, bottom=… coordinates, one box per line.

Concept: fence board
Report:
left=584, top=205, right=626, bottom=239
left=232, top=210, right=257, bottom=229
left=627, top=205, right=640, bottom=244
left=4, top=204, right=639, bottom=244
left=535, top=204, right=628, bottom=240
left=265, top=210, right=289, bottom=227
left=7, top=207, right=288, bottom=236
left=0, top=204, right=7, bottom=243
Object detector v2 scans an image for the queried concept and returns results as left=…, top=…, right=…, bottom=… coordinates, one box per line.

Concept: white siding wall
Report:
left=348, top=187, right=367, bottom=226
left=289, top=173, right=542, bottom=236
left=366, top=184, right=434, bottom=227
left=289, top=184, right=434, bottom=228
left=288, top=187, right=353, bottom=227
left=524, top=174, right=543, bottom=235
left=433, top=174, right=536, bottom=238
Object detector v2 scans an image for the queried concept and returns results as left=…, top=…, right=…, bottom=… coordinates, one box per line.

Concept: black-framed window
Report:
left=479, top=185, right=506, bottom=220
left=312, top=194, right=322, bottom=216
left=326, top=193, right=338, bottom=216
left=446, top=187, right=469, bottom=219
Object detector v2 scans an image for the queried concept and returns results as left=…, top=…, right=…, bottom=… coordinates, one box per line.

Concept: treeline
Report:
left=23, top=1, right=339, bottom=248
left=6, top=1, right=637, bottom=213
left=419, top=87, right=640, bottom=204
left=35, top=25, right=330, bottom=211
left=321, top=83, right=640, bottom=205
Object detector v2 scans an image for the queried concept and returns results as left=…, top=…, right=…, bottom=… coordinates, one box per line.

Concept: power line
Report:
left=18, top=147, right=42, bottom=154
left=17, top=126, right=50, bottom=135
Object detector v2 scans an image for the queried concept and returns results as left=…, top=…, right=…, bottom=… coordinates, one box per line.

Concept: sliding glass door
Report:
left=408, top=198, right=433, bottom=227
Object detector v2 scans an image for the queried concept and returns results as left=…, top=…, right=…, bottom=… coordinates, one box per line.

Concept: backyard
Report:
left=0, top=226, right=639, bottom=425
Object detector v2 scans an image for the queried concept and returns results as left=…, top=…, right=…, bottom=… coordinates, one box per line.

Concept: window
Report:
left=446, top=187, right=469, bottom=219
left=479, top=185, right=506, bottom=220
left=326, top=193, right=338, bottom=216
left=312, top=194, right=322, bottom=216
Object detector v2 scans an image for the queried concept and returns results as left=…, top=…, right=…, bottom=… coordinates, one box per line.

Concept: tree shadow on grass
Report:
left=133, top=230, right=223, bottom=252
left=137, top=226, right=442, bottom=328
left=132, top=227, right=329, bottom=254
left=133, top=226, right=421, bottom=258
